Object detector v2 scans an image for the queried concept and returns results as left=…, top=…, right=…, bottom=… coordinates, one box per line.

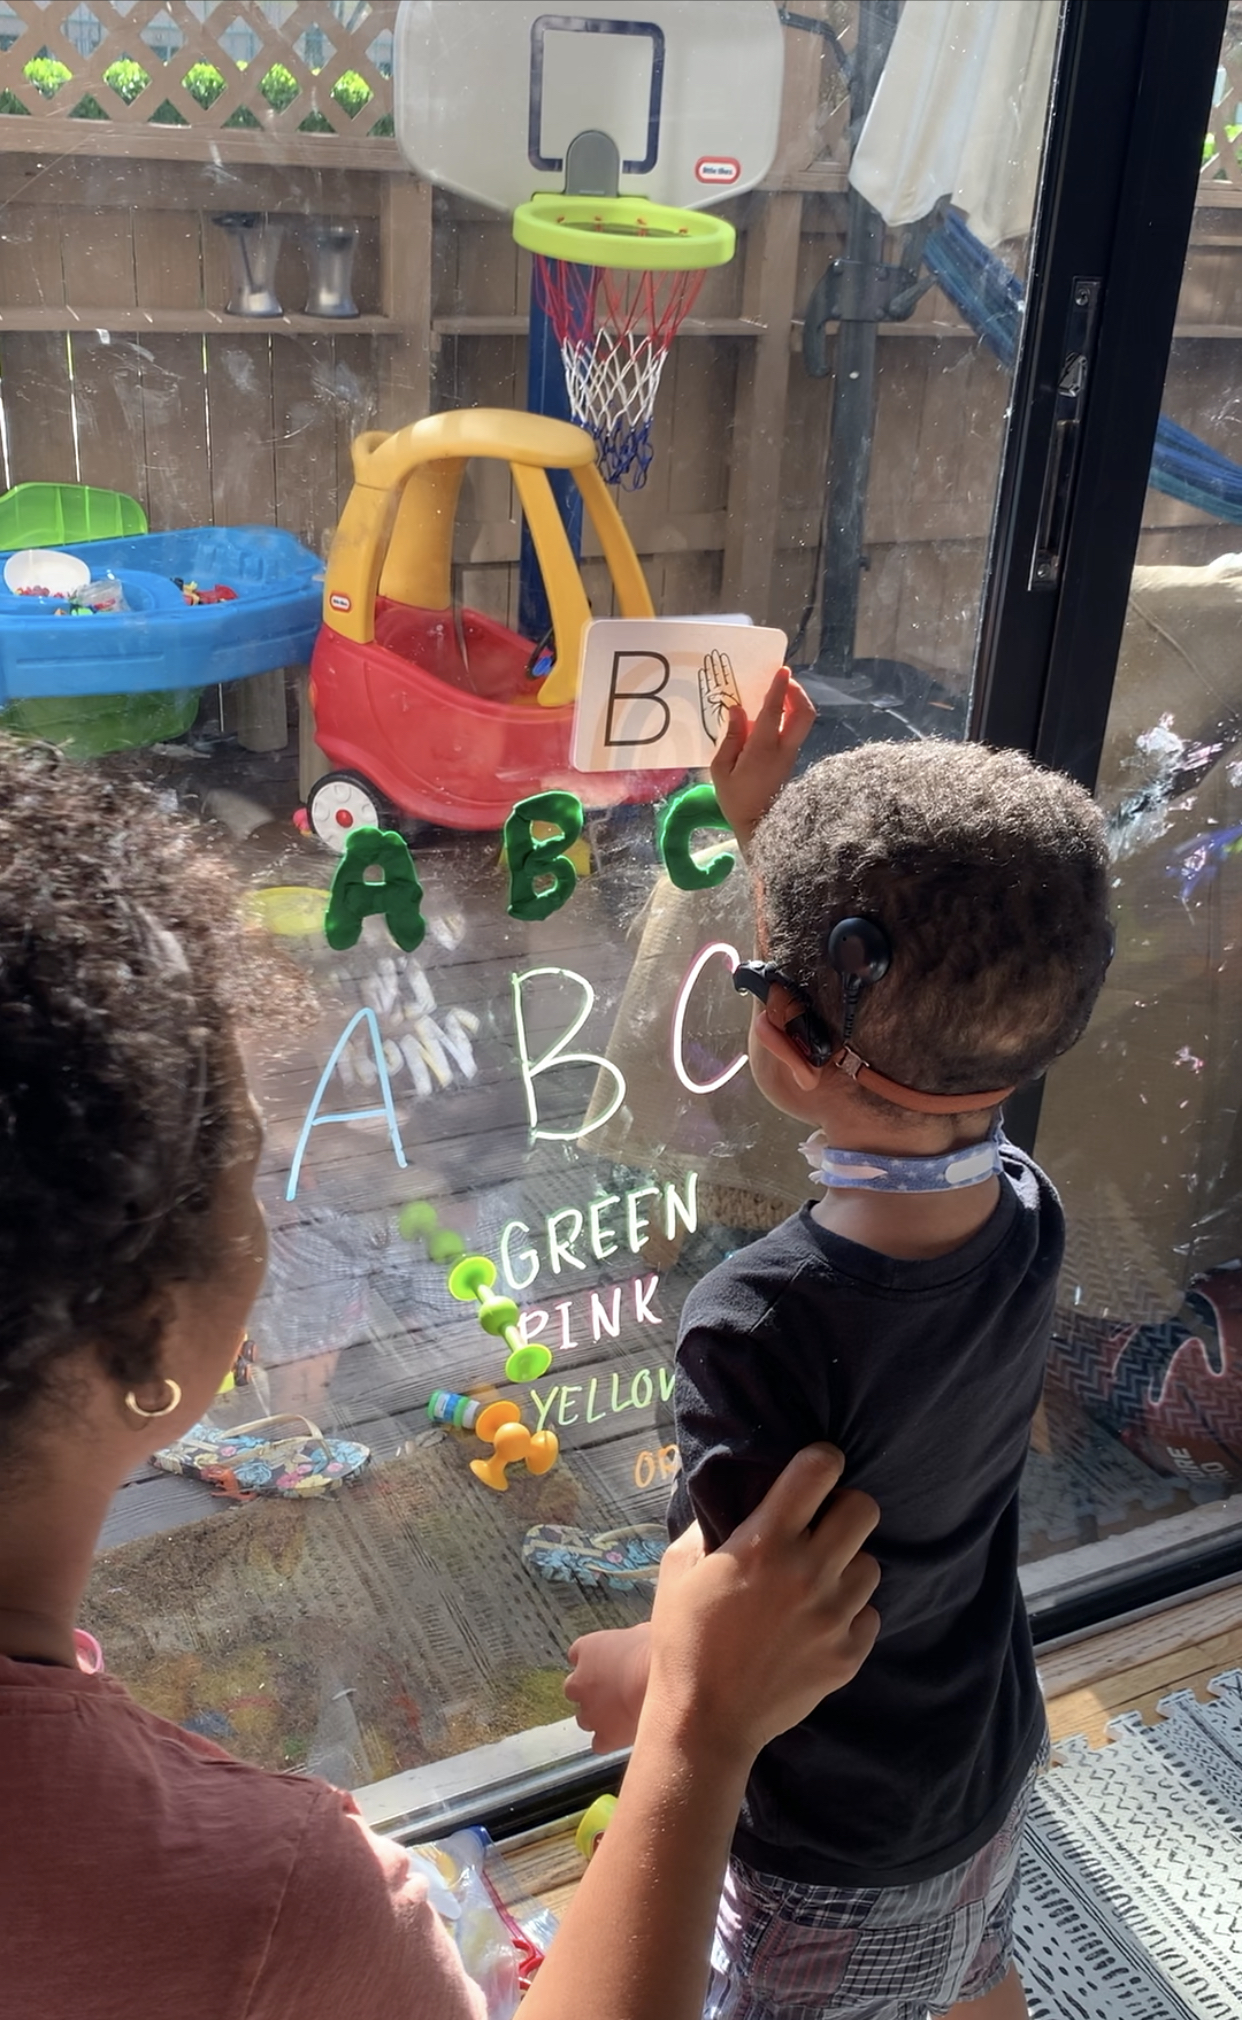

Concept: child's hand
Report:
left=711, top=666, right=816, bottom=855
left=564, top=1624, right=653, bottom=1755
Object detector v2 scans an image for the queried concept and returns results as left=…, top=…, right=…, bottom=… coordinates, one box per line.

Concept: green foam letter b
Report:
left=505, top=791, right=584, bottom=922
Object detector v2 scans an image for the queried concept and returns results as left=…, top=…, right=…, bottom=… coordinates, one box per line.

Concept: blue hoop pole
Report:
left=519, top=271, right=585, bottom=643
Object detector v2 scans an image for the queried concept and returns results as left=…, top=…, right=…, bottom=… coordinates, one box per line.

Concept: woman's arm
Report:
left=564, top=1319, right=833, bottom=1755
left=523, top=1443, right=880, bottom=2020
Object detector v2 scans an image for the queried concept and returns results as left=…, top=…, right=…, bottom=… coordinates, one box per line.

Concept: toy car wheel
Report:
left=307, top=771, right=387, bottom=853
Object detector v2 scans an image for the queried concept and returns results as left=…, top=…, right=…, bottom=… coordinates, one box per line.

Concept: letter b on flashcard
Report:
left=570, top=618, right=788, bottom=774
left=604, top=651, right=671, bottom=747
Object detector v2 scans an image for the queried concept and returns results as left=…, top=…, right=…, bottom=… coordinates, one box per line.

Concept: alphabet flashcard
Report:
left=569, top=618, right=789, bottom=774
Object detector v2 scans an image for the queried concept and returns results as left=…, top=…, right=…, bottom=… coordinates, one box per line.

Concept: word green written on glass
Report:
left=323, top=785, right=736, bottom=953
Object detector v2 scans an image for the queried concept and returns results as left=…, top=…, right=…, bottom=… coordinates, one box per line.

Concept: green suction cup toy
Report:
left=450, top=1253, right=554, bottom=1381
left=397, top=1200, right=465, bottom=1264
left=504, top=1342, right=555, bottom=1382
left=398, top=1201, right=439, bottom=1241
left=448, top=1256, right=497, bottom=1299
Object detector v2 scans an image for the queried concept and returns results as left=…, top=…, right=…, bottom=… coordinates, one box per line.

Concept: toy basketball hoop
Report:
left=513, top=194, right=736, bottom=489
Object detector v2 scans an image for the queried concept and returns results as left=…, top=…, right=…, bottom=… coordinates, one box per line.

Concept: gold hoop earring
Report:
left=124, top=1379, right=182, bottom=1422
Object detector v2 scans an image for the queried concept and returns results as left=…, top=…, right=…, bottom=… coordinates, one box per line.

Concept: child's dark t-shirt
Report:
left=667, top=1145, right=1059, bottom=1889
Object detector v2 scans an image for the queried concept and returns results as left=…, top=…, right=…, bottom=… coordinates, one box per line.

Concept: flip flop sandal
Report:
left=151, top=1414, right=371, bottom=1500
left=521, top=1523, right=667, bottom=1591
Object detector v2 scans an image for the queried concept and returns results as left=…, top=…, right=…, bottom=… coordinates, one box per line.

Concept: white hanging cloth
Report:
left=848, top=0, right=1060, bottom=247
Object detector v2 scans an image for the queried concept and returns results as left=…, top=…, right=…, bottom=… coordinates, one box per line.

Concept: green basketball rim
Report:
left=512, top=193, right=735, bottom=272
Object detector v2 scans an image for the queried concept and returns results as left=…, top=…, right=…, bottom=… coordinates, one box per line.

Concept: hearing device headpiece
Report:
left=826, top=916, right=891, bottom=1042
left=732, top=911, right=1016, bottom=1115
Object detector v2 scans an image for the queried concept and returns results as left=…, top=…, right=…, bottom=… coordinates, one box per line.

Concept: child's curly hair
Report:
left=0, top=738, right=271, bottom=1447
left=751, top=739, right=1112, bottom=1111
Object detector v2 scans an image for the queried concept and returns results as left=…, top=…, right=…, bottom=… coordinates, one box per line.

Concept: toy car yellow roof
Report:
left=323, top=408, right=653, bottom=708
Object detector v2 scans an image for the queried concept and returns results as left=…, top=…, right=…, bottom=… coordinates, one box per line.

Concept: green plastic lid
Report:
left=0, top=482, right=147, bottom=551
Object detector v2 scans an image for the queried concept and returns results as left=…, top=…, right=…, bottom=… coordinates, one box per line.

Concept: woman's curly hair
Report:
left=751, top=739, right=1112, bottom=1113
left=0, top=738, right=254, bottom=1446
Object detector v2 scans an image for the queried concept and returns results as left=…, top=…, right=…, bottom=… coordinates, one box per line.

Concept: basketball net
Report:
left=533, top=257, right=708, bottom=488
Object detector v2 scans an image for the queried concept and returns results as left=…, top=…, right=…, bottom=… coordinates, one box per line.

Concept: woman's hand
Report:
left=711, top=666, right=816, bottom=856
left=643, top=1443, right=880, bottom=1765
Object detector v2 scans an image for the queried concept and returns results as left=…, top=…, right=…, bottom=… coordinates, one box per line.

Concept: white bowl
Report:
left=3, top=548, right=92, bottom=598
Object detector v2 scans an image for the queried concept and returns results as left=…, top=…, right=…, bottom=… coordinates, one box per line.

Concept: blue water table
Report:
left=0, top=522, right=322, bottom=756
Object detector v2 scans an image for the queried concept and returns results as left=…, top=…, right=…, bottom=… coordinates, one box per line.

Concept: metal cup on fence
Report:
left=211, top=212, right=284, bottom=319
left=301, top=220, right=360, bottom=319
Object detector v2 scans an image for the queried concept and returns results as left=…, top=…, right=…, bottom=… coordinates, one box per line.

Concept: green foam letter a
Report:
left=324, top=826, right=426, bottom=953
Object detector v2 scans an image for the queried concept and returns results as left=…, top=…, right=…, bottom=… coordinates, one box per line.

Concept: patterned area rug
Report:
left=1017, top=1670, right=1242, bottom=2017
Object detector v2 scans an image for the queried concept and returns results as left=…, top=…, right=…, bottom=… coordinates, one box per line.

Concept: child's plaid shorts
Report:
left=704, top=1741, right=1047, bottom=2020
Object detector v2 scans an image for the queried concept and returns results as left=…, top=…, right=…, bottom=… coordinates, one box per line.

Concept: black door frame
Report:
left=977, top=0, right=1223, bottom=1166
left=976, top=0, right=1233, bottom=1636
left=972, top=0, right=1227, bottom=786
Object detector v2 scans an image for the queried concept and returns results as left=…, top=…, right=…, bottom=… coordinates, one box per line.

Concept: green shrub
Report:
left=369, top=113, right=394, bottom=137
left=5, top=43, right=387, bottom=137
left=331, top=69, right=373, bottom=117
left=183, top=61, right=226, bottom=110
left=259, top=62, right=299, bottom=112
left=102, top=58, right=149, bottom=105
left=23, top=55, right=73, bottom=99
left=1204, top=123, right=1242, bottom=169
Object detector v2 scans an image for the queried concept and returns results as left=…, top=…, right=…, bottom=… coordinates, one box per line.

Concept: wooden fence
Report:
left=0, top=0, right=1235, bottom=731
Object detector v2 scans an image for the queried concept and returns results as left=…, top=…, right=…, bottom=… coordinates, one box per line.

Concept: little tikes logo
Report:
left=329, top=591, right=352, bottom=613
left=695, top=156, right=741, bottom=186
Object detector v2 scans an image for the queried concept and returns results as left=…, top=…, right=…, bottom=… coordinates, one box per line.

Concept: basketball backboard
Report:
left=393, top=1, right=785, bottom=214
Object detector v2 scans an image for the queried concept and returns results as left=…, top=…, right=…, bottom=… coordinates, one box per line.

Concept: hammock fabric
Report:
left=924, top=211, right=1242, bottom=524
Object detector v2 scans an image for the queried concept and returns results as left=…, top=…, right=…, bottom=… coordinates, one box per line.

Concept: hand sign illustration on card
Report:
left=699, top=648, right=743, bottom=744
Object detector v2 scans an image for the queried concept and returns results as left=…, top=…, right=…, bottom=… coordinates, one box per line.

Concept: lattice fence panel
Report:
left=0, top=0, right=395, bottom=146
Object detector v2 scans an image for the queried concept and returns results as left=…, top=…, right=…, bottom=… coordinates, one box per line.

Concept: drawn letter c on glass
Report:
left=671, top=941, right=748, bottom=1095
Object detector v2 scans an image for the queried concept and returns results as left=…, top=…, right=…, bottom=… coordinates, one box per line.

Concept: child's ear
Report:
left=751, top=1004, right=823, bottom=1093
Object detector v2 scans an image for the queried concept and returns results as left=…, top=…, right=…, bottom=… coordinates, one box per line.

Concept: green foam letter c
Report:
left=656, top=783, right=736, bottom=892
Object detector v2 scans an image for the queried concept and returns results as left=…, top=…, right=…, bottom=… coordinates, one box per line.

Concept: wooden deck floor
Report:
left=1040, top=1581, right=1242, bottom=1747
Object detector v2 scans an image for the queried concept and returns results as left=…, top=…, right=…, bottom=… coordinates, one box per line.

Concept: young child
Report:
left=565, top=671, right=1114, bottom=2020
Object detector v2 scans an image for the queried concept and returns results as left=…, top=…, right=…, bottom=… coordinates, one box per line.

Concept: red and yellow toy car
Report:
left=305, top=409, right=670, bottom=847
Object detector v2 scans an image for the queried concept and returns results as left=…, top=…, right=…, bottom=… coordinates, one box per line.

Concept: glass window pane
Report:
left=1031, top=1, right=1242, bottom=1622
left=0, top=0, right=1067, bottom=1813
